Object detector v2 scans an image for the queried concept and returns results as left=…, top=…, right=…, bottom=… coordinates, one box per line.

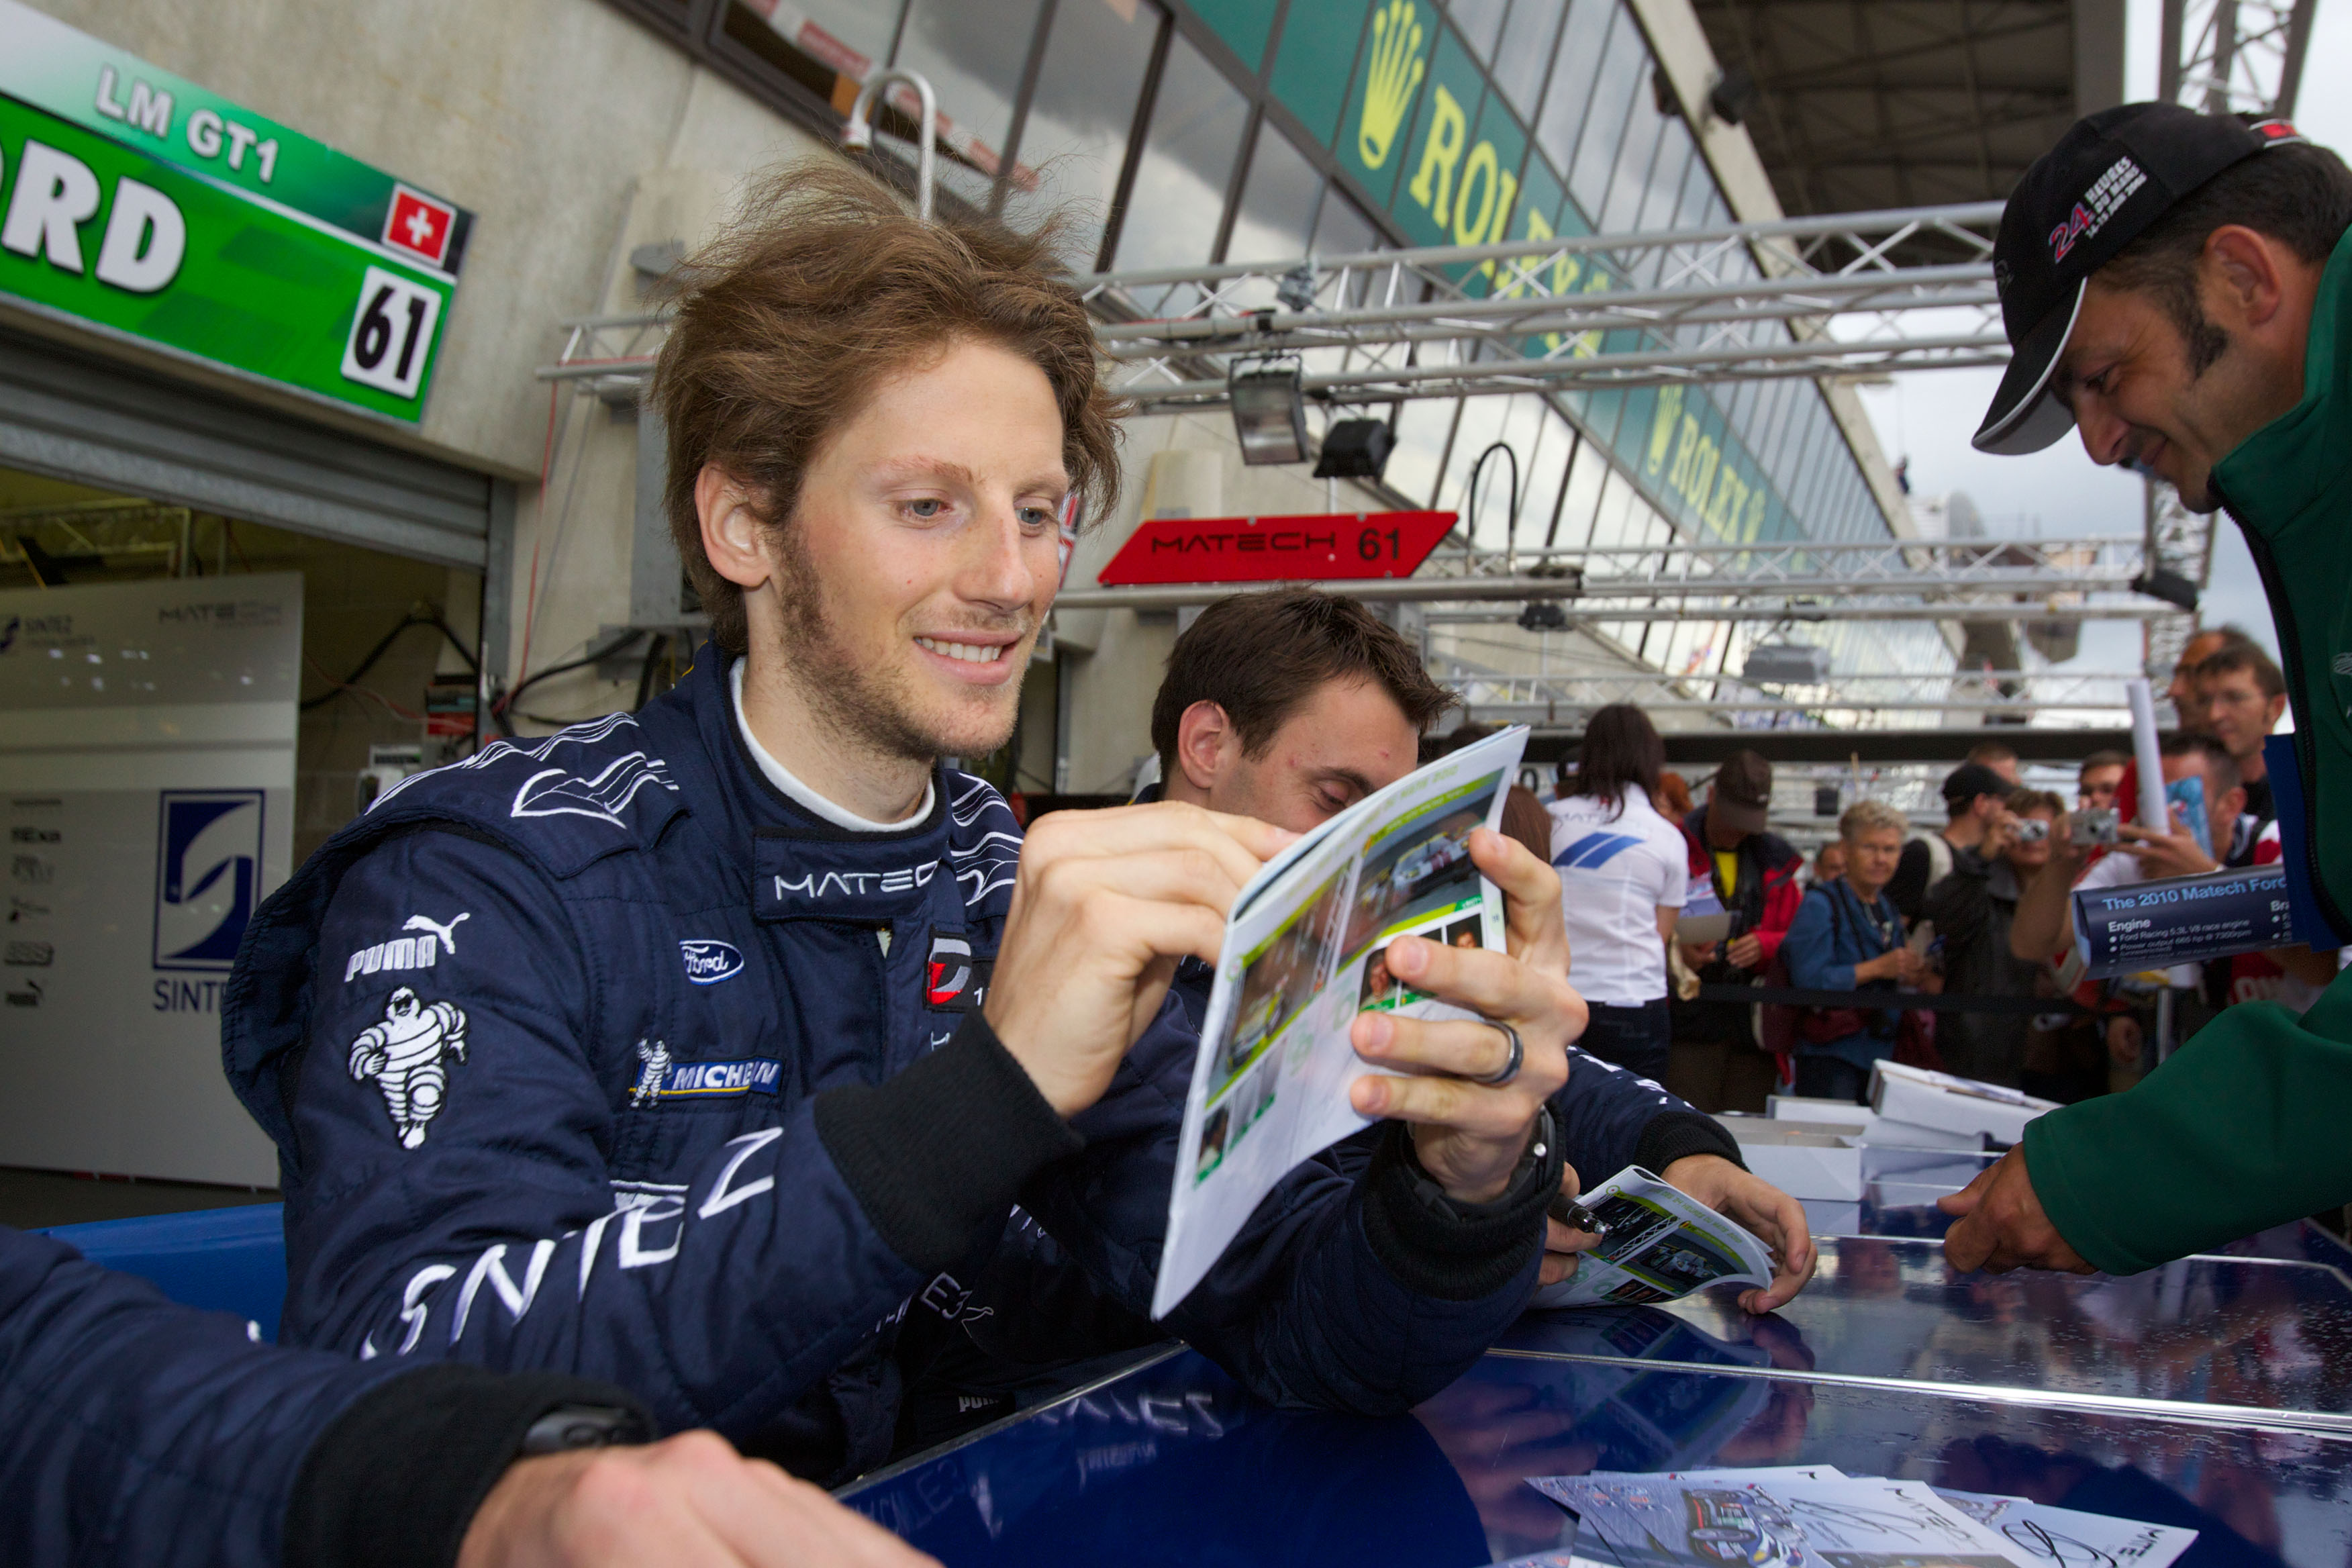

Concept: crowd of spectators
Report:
left=1554, top=636, right=2347, bottom=1113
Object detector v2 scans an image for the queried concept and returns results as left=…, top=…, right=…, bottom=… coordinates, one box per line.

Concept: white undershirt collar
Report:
left=730, top=660, right=934, bottom=834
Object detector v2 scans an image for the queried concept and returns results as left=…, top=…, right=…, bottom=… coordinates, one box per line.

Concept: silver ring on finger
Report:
left=1468, top=1020, right=1523, bottom=1087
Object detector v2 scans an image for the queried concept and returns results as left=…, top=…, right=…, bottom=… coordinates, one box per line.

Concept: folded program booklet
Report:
left=1151, top=726, right=1528, bottom=1318
left=1528, top=1167, right=1777, bottom=1309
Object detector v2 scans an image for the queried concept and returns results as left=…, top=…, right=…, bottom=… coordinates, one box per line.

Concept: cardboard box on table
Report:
left=1867, top=1062, right=2059, bottom=1147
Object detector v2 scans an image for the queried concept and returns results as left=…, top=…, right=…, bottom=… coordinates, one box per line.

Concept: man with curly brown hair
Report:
left=226, top=162, right=1594, bottom=1483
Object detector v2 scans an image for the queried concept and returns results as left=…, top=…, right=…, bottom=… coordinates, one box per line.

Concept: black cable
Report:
left=300, top=611, right=480, bottom=713
left=497, top=629, right=648, bottom=718
left=632, top=632, right=671, bottom=712
left=1464, top=442, right=1521, bottom=556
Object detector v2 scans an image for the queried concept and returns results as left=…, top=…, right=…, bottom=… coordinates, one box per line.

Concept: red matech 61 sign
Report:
left=1095, top=510, right=1456, bottom=587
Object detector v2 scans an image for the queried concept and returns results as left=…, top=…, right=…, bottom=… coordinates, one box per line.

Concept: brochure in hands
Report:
left=1529, top=1168, right=1778, bottom=1309
left=1150, top=727, right=1527, bottom=1319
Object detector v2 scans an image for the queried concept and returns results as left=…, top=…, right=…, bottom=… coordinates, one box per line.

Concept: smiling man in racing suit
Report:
left=225, top=162, right=1598, bottom=1484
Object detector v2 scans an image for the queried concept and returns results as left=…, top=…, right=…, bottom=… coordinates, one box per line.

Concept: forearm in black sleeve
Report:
left=285, top=1364, right=652, bottom=1568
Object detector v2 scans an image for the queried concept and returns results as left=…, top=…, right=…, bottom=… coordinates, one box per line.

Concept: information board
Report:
left=1, top=574, right=300, bottom=1185
left=1095, top=509, right=1455, bottom=586
left=0, top=0, right=470, bottom=422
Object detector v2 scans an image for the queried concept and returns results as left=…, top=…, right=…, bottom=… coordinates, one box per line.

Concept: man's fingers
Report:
left=1350, top=1069, right=1536, bottom=1139
left=1467, top=828, right=1570, bottom=970
left=1379, top=932, right=1586, bottom=1044
left=1032, top=844, right=1256, bottom=922
left=1545, top=1218, right=1602, bottom=1253
left=1538, top=1251, right=1581, bottom=1286
left=1935, top=1161, right=1997, bottom=1217
left=1352, top=1008, right=1561, bottom=1088
left=1025, top=800, right=1291, bottom=890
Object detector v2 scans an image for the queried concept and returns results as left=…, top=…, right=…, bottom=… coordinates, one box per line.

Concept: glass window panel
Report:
left=1555, top=426, right=1609, bottom=546
left=1007, top=0, right=1161, bottom=269
left=1388, top=399, right=1461, bottom=509
left=1439, top=396, right=1512, bottom=540
left=1673, top=144, right=1714, bottom=232
left=1112, top=34, right=1251, bottom=274
left=1190, top=0, right=1281, bottom=68
left=1597, top=61, right=1666, bottom=235
left=1224, top=124, right=1324, bottom=264
left=1491, top=0, right=1564, bottom=121
left=1449, top=0, right=1510, bottom=61
left=1534, top=0, right=1614, bottom=184
left=1587, top=468, right=1636, bottom=549
left=1566, top=7, right=1643, bottom=223
left=1271, top=0, right=1373, bottom=146
left=1522, top=408, right=1575, bottom=548
left=1310, top=190, right=1383, bottom=309
left=754, top=0, right=905, bottom=76
left=1636, top=119, right=1692, bottom=235
left=892, top=0, right=1044, bottom=197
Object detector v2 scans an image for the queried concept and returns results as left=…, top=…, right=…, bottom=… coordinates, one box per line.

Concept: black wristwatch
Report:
left=518, top=1404, right=652, bottom=1455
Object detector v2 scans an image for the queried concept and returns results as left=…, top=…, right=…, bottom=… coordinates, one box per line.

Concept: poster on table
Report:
left=0, top=573, right=299, bottom=1184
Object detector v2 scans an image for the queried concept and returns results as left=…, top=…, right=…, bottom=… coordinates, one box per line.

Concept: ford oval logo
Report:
left=679, top=939, right=745, bottom=985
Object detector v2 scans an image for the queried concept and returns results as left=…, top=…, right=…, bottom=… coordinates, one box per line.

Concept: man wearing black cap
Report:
left=1944, top=103, right=2352, bottom=1277
left=1668, top=751, right=1803, bottom=1112
left=1885, top=762, right=2017, bottom=925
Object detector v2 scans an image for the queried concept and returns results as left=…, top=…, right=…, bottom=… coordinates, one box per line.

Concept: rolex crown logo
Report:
left=1358, top=0, right=1426, bottom=170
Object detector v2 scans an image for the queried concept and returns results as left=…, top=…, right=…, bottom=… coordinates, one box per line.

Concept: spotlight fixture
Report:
left=1743, top=642, right=1832, bottom=685
left=2130, top=567, right=2200, bottom=612
left=1517, top=601, right=1568, bottom=632
left=1313, top=418, right=1393, bottom=480
left=1229, top=358, right=1309, bottom=467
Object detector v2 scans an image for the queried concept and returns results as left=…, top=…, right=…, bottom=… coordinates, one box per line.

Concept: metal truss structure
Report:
left=1441, top=669, right=2158, bottom=730
left=537, top=203, right=2008, bottom=409
left=1052, top=535, right=2171, bottom=620
left=1082, top=203, right=2006, bottom=410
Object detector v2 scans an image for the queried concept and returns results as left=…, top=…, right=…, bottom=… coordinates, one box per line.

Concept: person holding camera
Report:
left=1885, top=763, right=2015, bottom=923
left=1926, top=789, right=2067, bottom=1087
left=1780, top=801, right=1930, bottom=1104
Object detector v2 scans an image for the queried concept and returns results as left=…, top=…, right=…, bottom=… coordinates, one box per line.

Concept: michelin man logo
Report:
left=348, top=986, right=469, bottom=1149
left=631, top=1038, right=672, bottom=1106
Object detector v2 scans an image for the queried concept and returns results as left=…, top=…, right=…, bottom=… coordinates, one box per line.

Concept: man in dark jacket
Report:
left=0, top=1225, right=931, bottom=1567
left=1945, top=105, right=2352, bottom=1273
left=1144, top=589, right=1817, bottom=1312
left=1667, top=751, right=1804, bottom=1113
left=230, top=164, right=1584, bottom=1483
left=1926, top=789, right=2065, bottom=1086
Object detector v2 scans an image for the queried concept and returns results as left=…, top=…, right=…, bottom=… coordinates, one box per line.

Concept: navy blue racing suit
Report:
left=0, top=1224, right=648, bottom=1567
left=224, top=652, right=1717, bottom=1481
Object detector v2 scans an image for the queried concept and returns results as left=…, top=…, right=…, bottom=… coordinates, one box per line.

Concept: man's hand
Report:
left=1541, top=1164, right=1600, bottom=1285
left=1659, top=1154, right=1818, bottom=1313
left=986, top=803, right=1293, bottom=1118
left=2104, top=1015, right=2143, bottom=1069
left=1349, top=828, right=1584, bottom=1202
left=1939, top=1147, right=2094, bottom=1275
left=1981, top=809, right=2020, bottom=859
left=1723, top=932, right=1764, bottom=971
left=458, top=1431, right=938, bottom=1568
left=2113, top=818, right=2220, bottom=879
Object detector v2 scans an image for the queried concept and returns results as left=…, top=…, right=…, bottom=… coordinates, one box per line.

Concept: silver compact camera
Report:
left=2014, top=819, right=2049, bottom=844
left=2070, top=807, right=2119, bottom=847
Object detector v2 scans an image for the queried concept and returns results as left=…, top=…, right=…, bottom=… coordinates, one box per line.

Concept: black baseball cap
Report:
left=1973, top=104, right=2306, bottom=456
left=1710, top=750, right=1773, bottom=835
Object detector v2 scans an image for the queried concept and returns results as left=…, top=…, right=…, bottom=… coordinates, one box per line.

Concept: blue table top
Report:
left=842, top=1232, right=2352, bottom=1568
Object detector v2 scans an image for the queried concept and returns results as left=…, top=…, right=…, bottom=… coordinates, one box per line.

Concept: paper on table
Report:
left=1150, top=726, right=1527, bottom=1319
left=1529, top=1166, right=1777, bottom=1308
left=1934, top=1490, right=2199, bottom=1568
left=1530, top=1475, right=2039, bottom=1568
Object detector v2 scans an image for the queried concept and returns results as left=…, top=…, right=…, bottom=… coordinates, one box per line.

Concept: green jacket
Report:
left=2023, top=224, right=2352, bottom=1275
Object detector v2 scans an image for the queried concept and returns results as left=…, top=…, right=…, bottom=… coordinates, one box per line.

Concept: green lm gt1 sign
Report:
left=0, top=0, right=471, bottom=424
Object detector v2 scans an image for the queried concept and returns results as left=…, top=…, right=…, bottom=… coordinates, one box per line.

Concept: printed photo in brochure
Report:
left=1340, top=781, right=1496, bottom=959
left=1207, top=867, right=1346, bottom=1097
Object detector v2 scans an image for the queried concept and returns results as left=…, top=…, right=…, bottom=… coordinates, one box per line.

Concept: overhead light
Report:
left=1230, top=359, right=1308, bottom=466
left=1517, top=601, right=1568, bottom=632
left=2131, top=567, right=2200, bottom=611
left=1314, top=418, right=1393, bottom=480
left=1745, top=642, right=1832, bottom=684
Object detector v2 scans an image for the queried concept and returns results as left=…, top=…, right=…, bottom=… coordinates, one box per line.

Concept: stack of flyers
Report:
left=1151, top=727, right=1526, bottom=1319
left=1524, top=1469, right=2197, bottom=1568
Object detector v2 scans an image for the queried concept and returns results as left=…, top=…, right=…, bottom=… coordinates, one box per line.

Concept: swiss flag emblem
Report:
left=383, top=185, right=456, bottom=268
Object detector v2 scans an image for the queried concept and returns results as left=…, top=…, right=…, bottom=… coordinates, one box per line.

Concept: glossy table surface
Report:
left=845, top=1195, right=2352, bottom=1568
